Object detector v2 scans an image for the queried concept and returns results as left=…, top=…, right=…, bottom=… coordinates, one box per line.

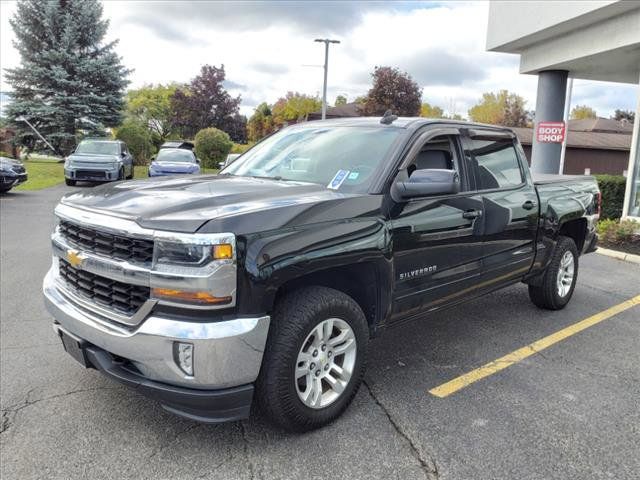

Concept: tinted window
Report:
left=471, top=139, right=523, bottom=189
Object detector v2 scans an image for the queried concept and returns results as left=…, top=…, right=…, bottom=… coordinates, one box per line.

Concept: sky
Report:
left=0, top=0, right=637, bottom=119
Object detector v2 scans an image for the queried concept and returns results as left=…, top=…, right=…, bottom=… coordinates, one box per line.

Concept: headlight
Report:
left=150, top=233, right=236, bottom=307
left=154, top=240, right=233, bottom=266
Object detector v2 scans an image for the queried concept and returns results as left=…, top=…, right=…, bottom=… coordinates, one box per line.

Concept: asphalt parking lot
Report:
left=1, top=185, right=639, bottom=480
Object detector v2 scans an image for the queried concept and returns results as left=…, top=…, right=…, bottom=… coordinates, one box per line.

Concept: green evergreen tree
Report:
left=5, top=0, right=130, bottom=155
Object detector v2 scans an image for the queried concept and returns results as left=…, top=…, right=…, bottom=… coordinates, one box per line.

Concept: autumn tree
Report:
left=334, top=95, right=348, bottom=106
left=362, top=67, right=422, bottom=116
left=271, top=92, right=322, bottom=125
left=247, top=103, right=275, bottom=142
left=468, top=90, right=529, bottom=127
left=613, top=109, right=634, bottom=123
left=420, top=103, right=445, bottom=118
left=6, top=0, right=129, bottom=155
left=170, top=65, right=243, bottom=140
left=125, top=84, right=178, bottom=146
left=570, top=105, right=597, bottom=120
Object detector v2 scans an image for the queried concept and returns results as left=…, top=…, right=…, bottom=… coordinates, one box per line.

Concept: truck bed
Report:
left=532, top=173, right=595, bottom=185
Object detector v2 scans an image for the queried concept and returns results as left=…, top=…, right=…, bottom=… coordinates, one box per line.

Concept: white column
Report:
left=622, top=73, right=640, bottom=220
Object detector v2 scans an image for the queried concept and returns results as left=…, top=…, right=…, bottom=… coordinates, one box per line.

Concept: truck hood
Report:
left=60, top=174, right=364, bottom=233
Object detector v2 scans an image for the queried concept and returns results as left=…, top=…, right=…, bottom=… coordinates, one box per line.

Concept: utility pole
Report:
left=314, top=38, right=340, bottom=120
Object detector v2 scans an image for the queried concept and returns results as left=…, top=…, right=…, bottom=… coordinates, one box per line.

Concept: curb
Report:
left=596, top=247, right=640, bottom=265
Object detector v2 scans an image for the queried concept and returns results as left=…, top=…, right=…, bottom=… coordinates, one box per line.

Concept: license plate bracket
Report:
left=58, top=329, right=89, bottom=368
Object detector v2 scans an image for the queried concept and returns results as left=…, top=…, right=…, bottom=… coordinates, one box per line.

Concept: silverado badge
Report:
left=66, top=249, right=85, bottom=269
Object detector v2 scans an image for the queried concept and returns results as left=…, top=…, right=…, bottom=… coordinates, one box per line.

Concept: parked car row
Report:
left=62, top=138, right=244, bottom=185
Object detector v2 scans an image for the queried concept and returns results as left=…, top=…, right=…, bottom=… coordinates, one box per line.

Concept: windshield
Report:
left=223, top=126, right=402, bottom=192
left=156, top=149, right=196, bottom=163
left=75, top=141, right=120, bottom=156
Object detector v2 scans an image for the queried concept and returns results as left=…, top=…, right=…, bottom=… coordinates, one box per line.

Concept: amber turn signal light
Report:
left=213, top=243, right=233, bottom=260
left=152, top=288, right=232, bottom=305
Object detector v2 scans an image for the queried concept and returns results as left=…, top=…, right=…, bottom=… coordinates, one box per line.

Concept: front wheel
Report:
left=118, top=167, right=125, bottom=181
left=528, top=235, right=579, bottom=310
left=257, top=286, right=368, bottom=432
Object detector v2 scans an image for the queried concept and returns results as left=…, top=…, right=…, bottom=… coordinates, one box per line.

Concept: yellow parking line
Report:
left=429, top=294, right=640, bottom=398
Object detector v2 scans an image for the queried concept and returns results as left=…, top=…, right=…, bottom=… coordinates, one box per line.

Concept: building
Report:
left=307, top=102, right=361, bottom=121
left=487, top=0, right=640, bottom=219
left=512, top=118, right=633, bottom=175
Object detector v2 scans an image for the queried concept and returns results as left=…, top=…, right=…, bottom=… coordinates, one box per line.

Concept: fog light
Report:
left=173, top=342, right=194, bottom=376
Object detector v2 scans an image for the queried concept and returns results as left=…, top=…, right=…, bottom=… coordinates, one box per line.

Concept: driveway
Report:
left=1, top=186, right=639, bottom=480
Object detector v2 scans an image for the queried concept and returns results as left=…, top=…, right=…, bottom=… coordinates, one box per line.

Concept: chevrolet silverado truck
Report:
left=43, top=117, right=600, bottom=432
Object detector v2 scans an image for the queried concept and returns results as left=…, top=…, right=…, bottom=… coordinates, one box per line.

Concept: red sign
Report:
left=536, top=121, right=565, bottom=143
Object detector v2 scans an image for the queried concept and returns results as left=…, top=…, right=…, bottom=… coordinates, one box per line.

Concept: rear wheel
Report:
left=528, top=235, right=578, bottom=310
left=65, top=178, right=76, bottom=186
left=257, top=286, right=368, bottom=432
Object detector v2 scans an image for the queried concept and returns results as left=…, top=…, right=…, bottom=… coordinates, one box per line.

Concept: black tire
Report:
left=65, top=178, right=76, bottom=186
left=127, top=166, right=133, bottom=179
left=257, top=286, right=369, bottom=432
left=528, top=236, right=579, bottom=310
left=118, top=167, right=125, bottom=181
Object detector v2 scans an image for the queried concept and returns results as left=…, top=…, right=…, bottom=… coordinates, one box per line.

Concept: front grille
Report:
left=75, top=170, right=106, bottom=179
left=59, top=259, right=149, bottom=316
left=59, top=220, right=154, bottom=264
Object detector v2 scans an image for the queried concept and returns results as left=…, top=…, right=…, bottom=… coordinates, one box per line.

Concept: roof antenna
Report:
left=380, top=110, right=398, bottom=125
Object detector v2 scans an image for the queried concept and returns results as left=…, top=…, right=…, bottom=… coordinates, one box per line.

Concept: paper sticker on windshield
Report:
left=348, top=172, right=359, bottom=180
left=328, top=170, right=350, bottom=189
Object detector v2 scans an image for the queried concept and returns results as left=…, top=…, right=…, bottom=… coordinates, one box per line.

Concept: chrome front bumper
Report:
left=43, top=267, right=270, bottom=390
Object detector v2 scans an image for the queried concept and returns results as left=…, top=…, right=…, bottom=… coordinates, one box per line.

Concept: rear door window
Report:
left=470, top=139, right=523, bottom=190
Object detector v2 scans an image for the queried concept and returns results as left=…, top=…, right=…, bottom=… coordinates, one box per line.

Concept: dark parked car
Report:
left=0, top=156, right=28, bottom=193
left=44, top=117, right=600, bottom=432
left=148, top=148, right=201, bottom=177
left=64, top=139, right=133, bottom=186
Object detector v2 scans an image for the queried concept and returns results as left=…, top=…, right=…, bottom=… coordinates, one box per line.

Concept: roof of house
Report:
left=567, top=118, right=633, bottom=134
left=307, top=102, right=362, bottom=120
left=511, top=126, right=631, bottom=151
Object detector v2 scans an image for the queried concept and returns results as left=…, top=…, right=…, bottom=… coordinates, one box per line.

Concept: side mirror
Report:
left=121, top=152, right=126, bottom=157
left=196, top=158, right=201, bottom=164
left=150, top=155, right=156, bottom=161
left=392, top=169, right=460, bottom=201
left=218, top=161, right=225, bottom=169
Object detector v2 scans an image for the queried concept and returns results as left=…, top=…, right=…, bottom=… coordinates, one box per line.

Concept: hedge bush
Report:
left=597, top=218, right=639, bottom=244
left=194, top=128, right=233, bottom=169
left=594, top=175, right=626, bottom=220
left=115, top=119, right=154, bottom=166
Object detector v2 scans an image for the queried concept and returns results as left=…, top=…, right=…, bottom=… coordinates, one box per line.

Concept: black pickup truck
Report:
left=43, top=117, right=599, bottom=431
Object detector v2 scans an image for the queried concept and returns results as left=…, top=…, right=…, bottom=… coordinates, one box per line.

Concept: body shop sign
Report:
left=537, top=121, right=565, bottom=143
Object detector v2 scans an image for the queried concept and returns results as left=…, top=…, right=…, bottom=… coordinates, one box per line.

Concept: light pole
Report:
left=314, top=38, right=340, bottom=120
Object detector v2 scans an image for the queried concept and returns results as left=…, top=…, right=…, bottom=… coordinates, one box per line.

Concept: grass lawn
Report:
left=14, top=160, right=65, bottom=191
left=14, top=161, right=219, bottom=191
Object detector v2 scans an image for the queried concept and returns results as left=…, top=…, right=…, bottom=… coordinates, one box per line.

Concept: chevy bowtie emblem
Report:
left=66, top=249, right=85, bottom=268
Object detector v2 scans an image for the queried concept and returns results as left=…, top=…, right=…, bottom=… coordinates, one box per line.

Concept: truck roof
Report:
left=299, top=116, right=517, bottom=133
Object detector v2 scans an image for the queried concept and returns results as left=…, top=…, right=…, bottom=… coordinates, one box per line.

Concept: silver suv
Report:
left=64, top=139, right=134, bottom=186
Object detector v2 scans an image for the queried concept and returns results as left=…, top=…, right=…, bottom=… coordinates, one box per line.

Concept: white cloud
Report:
left=0, top=0, right=637, bottom=119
